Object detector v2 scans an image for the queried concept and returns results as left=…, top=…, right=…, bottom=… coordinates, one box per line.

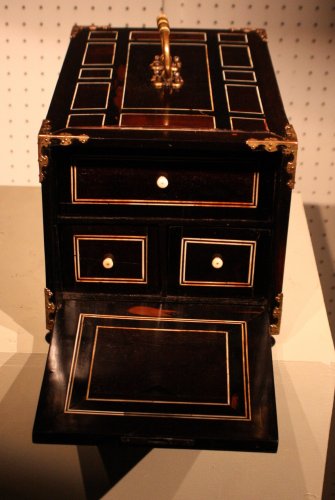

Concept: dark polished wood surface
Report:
left=33, top=299, right=277, bottom=451
left=46, top=26, right=288, bottom=135
left=34, top=23, right=294, bottom=452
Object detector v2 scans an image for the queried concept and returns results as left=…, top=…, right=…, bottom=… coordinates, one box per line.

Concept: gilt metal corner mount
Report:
left=44, top=288, right=56, bottom=332
left=269, top=292, right=283, bottom=335
left=246, top=124, right=298, bottom=189
left=38, top=119, right=89, bottom=182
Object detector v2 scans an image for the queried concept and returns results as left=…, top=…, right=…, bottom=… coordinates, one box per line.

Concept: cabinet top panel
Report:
left=45, top=24, right=289, bottom=143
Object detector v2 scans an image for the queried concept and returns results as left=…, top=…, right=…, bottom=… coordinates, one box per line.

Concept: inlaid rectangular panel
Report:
left=79, top=68, right=113, bottom=79
left=230, top=117, right=268, bottom=131
left=223, top=70, right=256, bottom=82
left=218, top=33, right=248, bottom=43
left=225, top=84, right=263, bottom=114
left=34, top=299, right=278, bottom=451
left=120, top=113, right=215, bottom=129
left=71, top=83, right=111, bottom=110
left=180, top=237, right=257, bottom=287
left=64, top=313, right=251, bottom=421
left=74, top=235, right=147, bottom=284
left=66, top=114, right=106, bottom=127
left=130, top=31, right=207, bottom=42
left=70, top=163, right=259, bottom=209
left=122, top=43, right=213, bottom=111
left=82, top=42, right=116, bottom=65
left=88, top=31, right=118, bottom=40
left=219, top=45, right=253, bottom=68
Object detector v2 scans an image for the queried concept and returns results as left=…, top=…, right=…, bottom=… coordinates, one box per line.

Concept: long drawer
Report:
left=57, top=156, right=276, bottom=220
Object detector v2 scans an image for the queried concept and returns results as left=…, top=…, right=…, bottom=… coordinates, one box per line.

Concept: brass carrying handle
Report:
left=150, top=14, right=183, bottom=90
left=157, top=14, right=172, bottom=80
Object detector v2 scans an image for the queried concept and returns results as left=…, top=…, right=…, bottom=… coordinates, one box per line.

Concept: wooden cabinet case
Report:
left=33, top=19, right=297, bottom=452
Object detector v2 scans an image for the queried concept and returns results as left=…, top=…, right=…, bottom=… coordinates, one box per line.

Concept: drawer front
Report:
left=169, top=227, right=270, bottom=297
left=71, top=164, right=259, bottom=208
left=58, top=156, right=275, bottom=220
left=180, top=237, right=256, bottom=287
left=74, top=235, right=147, bottom=284
left=60, top=225, right=158, bottom=292
left=59, top=225, right=269, bottom=296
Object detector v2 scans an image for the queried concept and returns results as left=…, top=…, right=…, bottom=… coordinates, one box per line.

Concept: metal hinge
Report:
left=38, top=119, right=90, bottom=182
left=269, top=292, right=283, bottom=335
left=246, top=124, right=298, bottom=189
left=44, top=288, right=56, bottom=332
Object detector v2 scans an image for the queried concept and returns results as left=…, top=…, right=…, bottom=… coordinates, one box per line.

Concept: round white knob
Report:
left=157, top=175, right=169, bottom=189
left=212, top=256, right=224, bottom=269
left=102, top=256, right=114, bottom=269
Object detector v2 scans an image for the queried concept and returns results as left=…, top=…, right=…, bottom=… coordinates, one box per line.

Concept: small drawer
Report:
left=180, top=237, right=256, bottom=288
left=60, top=225, right=158, bottom=292
left=168, top=226, right=270, bottom=296
left=74, top=235, right=147, bottom=284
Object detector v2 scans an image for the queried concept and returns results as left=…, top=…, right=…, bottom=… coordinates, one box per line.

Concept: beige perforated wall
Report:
left=1, top=0, right=334, bottom=333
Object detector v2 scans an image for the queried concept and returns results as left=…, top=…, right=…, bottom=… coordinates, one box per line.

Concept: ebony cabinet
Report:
left=34, top=17, right=297, bottom=451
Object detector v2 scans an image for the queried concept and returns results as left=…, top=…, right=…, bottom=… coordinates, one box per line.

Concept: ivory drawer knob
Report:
left=212, top=256, right=224, bottom=269
left=102, top=256, right=114, bottom=269
left=157, top=175, right=169, bottom=189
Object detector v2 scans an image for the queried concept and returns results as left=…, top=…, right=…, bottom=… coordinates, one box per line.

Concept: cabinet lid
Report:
left=44, top=22, right=289, bottom=145
left=33, top=297, right=277, bottom=451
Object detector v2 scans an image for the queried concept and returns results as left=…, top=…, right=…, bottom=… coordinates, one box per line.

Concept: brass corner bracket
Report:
left=71, top=24, right=82, bottom=38
left=269, top=292, right=283, bottom=335
left=38, top=119, right=89, bottom=182
left=246, top=124, right=298, bottom=189
left=71, top=24, right=102, bottom=38
left=255, top=29, right=268, bottom=42
left=242, top=28, right=268, bottom=42
left=150, top=14, right=184, bottom=90
left=44, top=288, right=56, bottom=332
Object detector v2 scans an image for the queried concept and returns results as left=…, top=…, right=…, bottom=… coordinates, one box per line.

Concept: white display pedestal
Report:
left=0, top=188, right=334, bottom=499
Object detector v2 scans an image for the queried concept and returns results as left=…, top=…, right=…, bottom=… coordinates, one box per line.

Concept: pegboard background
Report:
left=0, top=0, right=334, bottom=334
